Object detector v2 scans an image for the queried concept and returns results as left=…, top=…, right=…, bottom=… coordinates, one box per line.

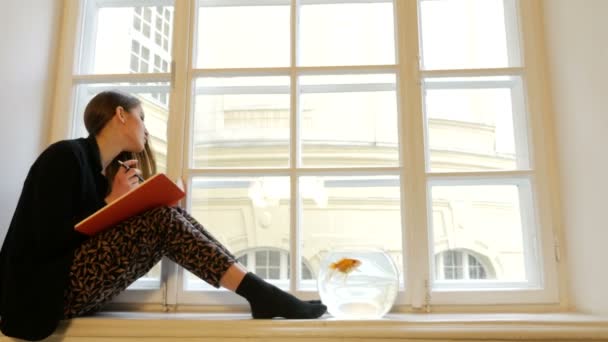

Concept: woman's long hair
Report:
left=84, top=90, right=157, bottom=193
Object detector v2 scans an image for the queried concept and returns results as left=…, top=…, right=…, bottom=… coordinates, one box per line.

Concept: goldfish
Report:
left=328, top=257, right=362, bottom=282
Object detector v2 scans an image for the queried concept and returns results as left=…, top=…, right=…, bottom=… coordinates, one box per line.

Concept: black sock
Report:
left=236, top=272, right=327, bottom=319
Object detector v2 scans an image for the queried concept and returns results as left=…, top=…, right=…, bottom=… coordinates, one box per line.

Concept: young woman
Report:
left=0, top=90, right=326, bottom=341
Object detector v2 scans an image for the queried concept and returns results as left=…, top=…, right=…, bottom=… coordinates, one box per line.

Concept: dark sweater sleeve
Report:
left=27, top=142, right=83, bottom=257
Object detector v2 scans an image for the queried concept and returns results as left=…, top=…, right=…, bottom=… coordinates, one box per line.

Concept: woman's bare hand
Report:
left=104, top=159, right=142, bottom=204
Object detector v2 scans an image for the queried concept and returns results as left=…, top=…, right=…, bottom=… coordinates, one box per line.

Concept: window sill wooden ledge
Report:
left=2, top=312, right=608, bottom=341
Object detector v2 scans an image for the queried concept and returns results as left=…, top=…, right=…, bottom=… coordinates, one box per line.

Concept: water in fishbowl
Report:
left=317, top=249, right=399, bottom=319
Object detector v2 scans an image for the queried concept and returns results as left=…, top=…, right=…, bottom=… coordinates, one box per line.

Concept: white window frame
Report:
left=49, top=0, right=562, bottom=311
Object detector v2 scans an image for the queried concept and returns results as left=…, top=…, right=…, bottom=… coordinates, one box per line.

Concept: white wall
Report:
left=543, top=0, right=608, bottom=315
left=0, top=0, right=62, bottom=242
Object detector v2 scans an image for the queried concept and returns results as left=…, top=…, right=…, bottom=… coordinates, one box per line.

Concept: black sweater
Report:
left=0, top=135, right=108, bottom=341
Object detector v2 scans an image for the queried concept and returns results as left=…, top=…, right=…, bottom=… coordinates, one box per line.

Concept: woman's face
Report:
left=123, top=105, right=148, bottom=152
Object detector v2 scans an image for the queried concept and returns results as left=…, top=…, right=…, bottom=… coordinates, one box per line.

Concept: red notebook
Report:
left=75, top=173, right=186, bottom=236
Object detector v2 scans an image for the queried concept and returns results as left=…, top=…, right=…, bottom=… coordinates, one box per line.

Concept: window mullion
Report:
left=463, top=251, right=470, bottom=280
left=503, top=0, right=522, bottom=67
left=518, top=0, right=561, bottom=303
left=289, top=0, right=299, bottom=294
left=395, top=0, right=430, bottom=309
left=79, top=0, right=98, bottom=75
left=166, top=0, right=193, bottom=306
left=72, top=73, right=171, bottom=83
left=49, top=0, right=81, bottom=143
left=96, top=0, right=174, bottom=7
left=427, top=170, right=535, bottom=181
left=420, top=67, right=524, bottom=78
left=511, top=77, right=532, bottom=169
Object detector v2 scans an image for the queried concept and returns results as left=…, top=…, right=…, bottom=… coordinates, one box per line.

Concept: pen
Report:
left=117, top=160, right=145, bottom=183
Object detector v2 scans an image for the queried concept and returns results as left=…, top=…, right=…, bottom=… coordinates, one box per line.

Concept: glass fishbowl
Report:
left=317, top=248, right=399, bottom=319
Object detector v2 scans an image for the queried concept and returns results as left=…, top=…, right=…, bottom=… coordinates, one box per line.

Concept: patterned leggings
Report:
left=63, top=206, right=237, bottom=318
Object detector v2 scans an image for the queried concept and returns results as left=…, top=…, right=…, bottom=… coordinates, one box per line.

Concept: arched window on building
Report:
left=435, top=249, right=494, bottom=280
left=236, top=248, right=313, bottom=280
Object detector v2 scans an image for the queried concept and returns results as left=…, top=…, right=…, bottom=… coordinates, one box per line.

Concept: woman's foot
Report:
left=236, top=272, right=327, bottom=319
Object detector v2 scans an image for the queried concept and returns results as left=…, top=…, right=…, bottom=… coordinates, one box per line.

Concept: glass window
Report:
left=164, top=22, right=170, bottom=37
left=435, top=250, right=491, bottom=281
left=79, top=4, right=174, bottom=74
left=185, top=177, right=292, bottom=290
left=236, top=249, right=314, bottom=281
left=143, top=7, right=152, bottom=22
left=423, top=76, right=529, bottom=172
left=156, top=16, right=163, bottom=32
left=133, top=16, right=141, bottom=31
left=154, top=55, right=161, bottom=70
left=191, top=76, right=290, bottom=168
left=300, top=175, right=403, bottom=289
left=195, top=2, right=289, bottom=68
left=131, top=40, right=140, bottom=54
left=141, top=47, right=150, bottom=62
left=300, top=74, right=399, bottom=167
left=419, top=0, right=521, bottom=70
left=129, top=54, right=138, bottom=72
left=430, top=181, right=537, bottom=286
left=299, top=2, right=395, bottom=66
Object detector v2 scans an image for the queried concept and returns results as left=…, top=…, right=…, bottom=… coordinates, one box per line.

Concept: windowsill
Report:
left=4, top=312, right=604, bottom=341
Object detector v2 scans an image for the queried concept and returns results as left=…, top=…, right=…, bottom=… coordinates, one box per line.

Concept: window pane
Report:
left=419, top=0, right=521, bottom=70
left=269, top=250, right=280, bottom=266
left=130, top=55, right=139, bottom=72
left=256, top=267, right=268, bottom=278
left=302, top=264, right=313, bottom=280
left=185, top=176, right=290, bottom=290
left=143, top=7, right=152, bottom=22
left=133, top=16, right=141, bottom=31
left=269, top=268, right=280, bottom=279
left=195, top=3, right=289, bottom=68
left=72, top=82, right=170, bottom=173
left=300, top=74, right=398, bottom=167
left=192, top=77, right=290, bottom=168
left=141, top=47, right=150, bottom=61
left=430, top=181, right=537, bottom=286
left=239, top=249, right=312, bottom=281
left=79, top=4, right=174, bottom=74
left=127, top=262, right=162, bottom=290
left=468, top=254, right=487, bottom=279
left=131, top=40, right=140, bottom=53
left=256, top=250, right=269, bottom=265
left=300, top=2, right=395, bottom=66
left=300, top=176, right=403, bottom=288
left=442, top=250, right=463, bottom=280
left=423, top=76, right=528, bottom=172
